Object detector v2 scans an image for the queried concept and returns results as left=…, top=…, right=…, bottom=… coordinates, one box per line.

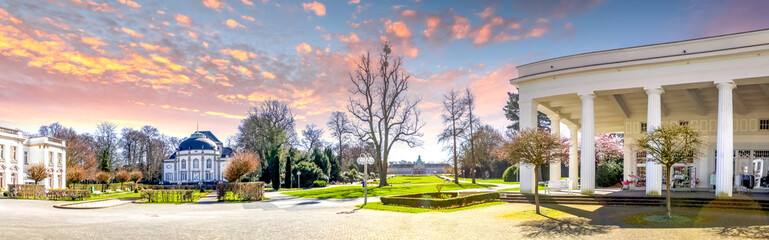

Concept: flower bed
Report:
left=380, top=192, right=499, bottom=209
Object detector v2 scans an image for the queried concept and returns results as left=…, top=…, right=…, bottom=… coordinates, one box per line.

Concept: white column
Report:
left=623, top=135, right=634, bottom=182
left=569, top=127, right=579, bottom=190
left=548, top=115, right=562, bottom=188
left=518, top=99, right=538, bottom=194
left=580, top=93, right=596, bottom=195
left=645, top=88, right=664, bottom=196
left=716, top=82, right=735, bottom=197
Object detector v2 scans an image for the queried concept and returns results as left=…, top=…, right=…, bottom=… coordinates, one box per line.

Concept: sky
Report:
left=1, top=0, right=768, bottom=163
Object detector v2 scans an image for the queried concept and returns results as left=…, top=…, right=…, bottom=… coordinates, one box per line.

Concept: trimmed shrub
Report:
left=502, top=165, right=519, bottom=182
left=381, top=192, right=500, bottom=209
left=596, top=158, right=623, bottom=187
left=47, top=189, right=91, bottom=201
left=141, top=189, right=198, bottom=203
left=7, top=184, right=45, bottom=199
left=312, top=180, right=327, bottom=188
left=216, top=182, right=265, bottom=202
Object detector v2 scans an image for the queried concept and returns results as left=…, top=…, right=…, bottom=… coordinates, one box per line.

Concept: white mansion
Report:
left=388, top=155, right=451, bottom=175
left=512, top=29, right=769, bottom=197
left=0, top=126, right=67, bottom=190
left=162, top=131, right=233, bottom=184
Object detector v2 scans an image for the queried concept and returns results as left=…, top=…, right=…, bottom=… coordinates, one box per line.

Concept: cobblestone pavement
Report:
left=1, top=197, right=768, bottom=239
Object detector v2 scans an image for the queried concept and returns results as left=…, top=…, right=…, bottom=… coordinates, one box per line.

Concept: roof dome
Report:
left=178, top=132, right=217, bottom=150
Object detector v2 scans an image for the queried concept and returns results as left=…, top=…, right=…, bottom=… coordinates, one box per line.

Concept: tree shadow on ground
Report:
left=711, top=225, right=769, bottom=239
left=518, top=215, right=615, bottom=238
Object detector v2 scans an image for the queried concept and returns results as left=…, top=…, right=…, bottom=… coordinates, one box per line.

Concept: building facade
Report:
left=162, top=131, right=233, bottom=184
left=388, top=156, right=451, bottom=175
left=512, top=29, right=769, bottom=197
left=0, top=126, right=67, bottom=190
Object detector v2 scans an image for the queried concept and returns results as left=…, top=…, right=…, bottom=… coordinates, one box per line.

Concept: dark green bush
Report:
left=596, top=158, right=623, bottom=187
left=381, top=192, right=499, bottom=209
left=503, top=165, right=519, bottom=182
left=312, top=180, right=327, bottom=187
left=293, top=161, right=325, bottom=187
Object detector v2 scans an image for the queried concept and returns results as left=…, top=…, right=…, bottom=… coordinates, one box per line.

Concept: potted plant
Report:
left=621, top=180, right=632, bottom=190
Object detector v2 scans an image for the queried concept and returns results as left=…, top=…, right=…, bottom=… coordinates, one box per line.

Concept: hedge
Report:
left=7, top=184, right=45, bottom=199
left=217, top=182, right=265, bottom=202
left=380, top=192, right=500, bottom=209
left=312, top=180, right=327, bottom=187
left=47, top=189, right=91, bottom=201
left=141, top=189, right=198, bottom=203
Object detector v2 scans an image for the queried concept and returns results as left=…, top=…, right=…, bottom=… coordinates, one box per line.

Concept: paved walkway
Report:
left=2, top=197, right=768, bottom=239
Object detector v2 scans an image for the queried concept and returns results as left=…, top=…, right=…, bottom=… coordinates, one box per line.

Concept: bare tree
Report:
left=26, top=163, right=49, bottom=185
left=95, top=171, right=111, bottom=192
left=635, top=123, right=704, bottom=218
left=464, top=88, right=479, bottom=183
left=224, top=152, right=260, bottom=182
left=115, top=169, right=130, bottom=189
left=347, top=42, right=424, bottom=187
left=438, top=89, right=467, bottom=184
left=95, top=122, right=119, bottom=170
left=66, top=165, right=86, bottom=188
left=503, top=128, right=566, bottom=214
left=237, top=100, right=296, bottom=186
left=327, top=111, right=352, bottom=166
left=130, top=170, right=143, bottom=186
left=301, top=124, right=324, bottom=151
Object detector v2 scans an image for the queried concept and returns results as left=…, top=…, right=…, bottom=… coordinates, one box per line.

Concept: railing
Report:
left=0, top=128, right=19, bottom=135
left=47, top=138, right=63, bottom=144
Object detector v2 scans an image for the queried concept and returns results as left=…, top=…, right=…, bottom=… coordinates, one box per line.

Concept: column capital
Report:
left=716, top=81, right=736, bottom=90
left=644, top=87, right=664, bottom=95
left=579, top=93, right=596, bottom=100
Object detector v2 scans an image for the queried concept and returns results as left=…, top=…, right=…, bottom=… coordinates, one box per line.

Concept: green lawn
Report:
left=458, top=178, right=518, bottom=184
left=357, top=201, right=505, bottom=213
left=283, top=183, right=495, bottom=199
left=497, top=185, right=546, bottom=192
left=375, top=176, right=445, bottom=185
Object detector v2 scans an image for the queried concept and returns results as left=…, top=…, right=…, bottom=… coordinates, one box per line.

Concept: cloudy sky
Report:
left=1, top=0, right=767, bottom=163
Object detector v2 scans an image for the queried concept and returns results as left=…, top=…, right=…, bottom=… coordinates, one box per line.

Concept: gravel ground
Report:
left=1, top=196, right=768, bottom=240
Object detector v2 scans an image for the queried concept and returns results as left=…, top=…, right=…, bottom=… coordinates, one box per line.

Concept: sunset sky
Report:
left=1, top=0, right=768, bottom=163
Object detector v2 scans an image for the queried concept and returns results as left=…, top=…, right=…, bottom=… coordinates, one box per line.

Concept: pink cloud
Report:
left=225, top=19, right=245, bottom=28
left=302, top=2, right=326, bottom=16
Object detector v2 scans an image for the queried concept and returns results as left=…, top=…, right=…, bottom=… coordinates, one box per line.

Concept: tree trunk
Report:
left=666, top=164, right=672, bottom=218
left=534, top=165, right=540, bottom=215
left=453, top=121, right=458, bottom=184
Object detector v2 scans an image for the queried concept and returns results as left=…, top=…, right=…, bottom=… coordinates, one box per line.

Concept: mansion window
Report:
left=57, top=153, right=62, bottom=166
left=49, top=152, right=53, bottom=165
left=180, top=172, right=187, bottom=181
left=640, top=122, right=647, bottom=132
left=181, top=160, right=187, bottom=169
left=49, top=176, right=53, bottom=187
left=59, top=175, right=63, bottom=188
left=165, top=173, right=173, bottom=181
left=679, top=121, right=689, bottom=126
left=760, top=119, right=769, bottom=130
left=205, top=172, right=212, bottom=181
left=11, top=146, right=16, bottom=162
left=193, top=172, right=200, bottom=181
left=0, top=144, right=4, bottom=159
left=23, top=151, right=27, bottom=165
left=193, top=159, right=199, bottom=169
left=206, top=159, right=212, bottom=169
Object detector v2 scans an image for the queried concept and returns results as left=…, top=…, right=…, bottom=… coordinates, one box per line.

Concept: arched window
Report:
left=193, top=159, right=199, bottom=169
left=206, top=159, right=212, bottom=169
left=181, top=160, right=187, bottom=169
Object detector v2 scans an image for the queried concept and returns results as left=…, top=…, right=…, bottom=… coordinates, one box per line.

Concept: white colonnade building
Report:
left=0, top=126, right=67, bottom=190
left=511, top=29, right=769, bottom=197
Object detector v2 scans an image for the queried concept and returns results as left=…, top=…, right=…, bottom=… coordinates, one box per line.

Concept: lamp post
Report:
left=357, top=153, right=375, bottom=205
left=296, top=171, right=301, bottom=189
